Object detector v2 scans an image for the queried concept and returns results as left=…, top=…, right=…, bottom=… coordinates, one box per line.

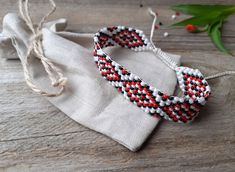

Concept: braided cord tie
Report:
left=13, top=0, right=67, bottom=97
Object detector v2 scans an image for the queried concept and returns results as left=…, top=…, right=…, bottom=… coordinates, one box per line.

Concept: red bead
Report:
left=162, top=95, right=169, bottom=99
left=140, top=95, right=145, bottom=99
left=173, top=116, right=178, bottom=122
left=175, top=11, right=180, bottom=16
left=101, top=72, right=106, bottom=76
left=122, top=69, right=127, bottom=74
left=180, top=116, right=187, bottom=122
left=154, top=25, right=159, bottom=30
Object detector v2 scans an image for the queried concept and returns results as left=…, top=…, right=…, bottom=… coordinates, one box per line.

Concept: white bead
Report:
left=160, top=111, right=165, bottom=117
left=179, top=80, right=184, bottom=85
left=171, top=14, right=176, bottom=20
left=149, top=86, right=154, bottom=91
left=189, top=99, right=194, bottom=104
left=140, top=82, right=146, bottom=86
left=118, top=82, right=123, bottom=87
left=129, top=75, right=134, bottom=80
left=156, top=95, right=161, bottom=102
left=178, top=75, right=183, bottom=80
left=166, top=100, right=171, bottom=105
left=94, top=37, right=98, bottom=42
left=150, top=108, right=155, bottom=113
left=163, top=32, right=169, bottom=37
left=160, top=101, right=165, bottom=106
left=145, top=108, right=150, bottom=113
left=94, top=56, right=98, bottom=61
left=179, top=98, right=184, bottom=103
left=101, top=27, right=108, bottom=32
left=206, top=86, right=210, bottom=91
left=153, top=91, right=157, bottom=96
left=174, top=97, right=179, bottom=102
left=198, top=97, right=206, bottom=105
left=139, top=31, right=144, bottom=35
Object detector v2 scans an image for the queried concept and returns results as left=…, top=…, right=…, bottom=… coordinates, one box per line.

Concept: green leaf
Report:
left=170, top=4, right=235, bottom=55
left=171, top=5, right=234, bottom=27
left=172, top=4, right=235, bottom=16
left=208, top=20, right=231, bottom=55
left=171, top=16, right=217, bottom=27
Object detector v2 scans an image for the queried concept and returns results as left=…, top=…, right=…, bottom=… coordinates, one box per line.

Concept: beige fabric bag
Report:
left=0, top=13, right=181, bottom=151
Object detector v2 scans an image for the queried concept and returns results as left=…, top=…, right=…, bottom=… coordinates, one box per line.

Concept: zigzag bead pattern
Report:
left=93, top=26, right=211, bottom=123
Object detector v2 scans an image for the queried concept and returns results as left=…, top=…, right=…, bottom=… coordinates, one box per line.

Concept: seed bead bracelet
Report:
left=93, top=26, right=211, bottom=123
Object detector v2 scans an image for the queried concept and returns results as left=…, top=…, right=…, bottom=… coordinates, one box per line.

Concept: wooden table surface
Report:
left=0, top=0, right=235, bottom=171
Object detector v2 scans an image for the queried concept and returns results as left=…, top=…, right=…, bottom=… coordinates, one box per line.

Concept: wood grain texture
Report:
left=0, top=0, right=235, bottom=171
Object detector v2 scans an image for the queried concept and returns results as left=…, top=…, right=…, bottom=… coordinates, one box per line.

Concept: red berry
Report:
left=185, top=24, right=198, bottom=32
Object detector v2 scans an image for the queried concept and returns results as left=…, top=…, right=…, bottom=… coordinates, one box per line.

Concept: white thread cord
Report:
left=13, top=0, right=67, bottom=97
left=148, top=8, right=178, bottom=71
left=205, top=71, right=235, bottom=80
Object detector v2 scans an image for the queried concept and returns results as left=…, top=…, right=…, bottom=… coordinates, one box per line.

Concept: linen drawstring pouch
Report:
left=0, top=1, right=181, bottom=151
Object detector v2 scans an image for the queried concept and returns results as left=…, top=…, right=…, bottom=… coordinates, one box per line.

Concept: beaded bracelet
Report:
left=93, top=26, right=211, bottom=123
